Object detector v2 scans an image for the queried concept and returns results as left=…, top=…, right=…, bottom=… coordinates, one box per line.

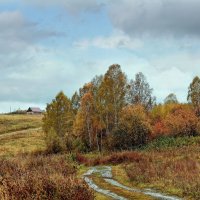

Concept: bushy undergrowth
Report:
left=0, top=154, right=94, bottom=200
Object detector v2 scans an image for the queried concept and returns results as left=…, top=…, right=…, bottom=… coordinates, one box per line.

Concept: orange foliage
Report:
left=151, top=104, right=199, bottom=138
left=151, top=121, right=168, bottom=139
left=164, top=106, right=200, bottom=137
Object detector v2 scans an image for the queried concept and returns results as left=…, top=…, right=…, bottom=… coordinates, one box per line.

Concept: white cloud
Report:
left=74, top=32, right=143, bottom=49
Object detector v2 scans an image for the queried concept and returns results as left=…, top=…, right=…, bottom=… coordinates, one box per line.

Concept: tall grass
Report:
left=124, top=146, right=200, bottom=199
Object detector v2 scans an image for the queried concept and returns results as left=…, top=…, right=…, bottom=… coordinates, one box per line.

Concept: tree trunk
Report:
left=86, top=117, right=92, bottom=149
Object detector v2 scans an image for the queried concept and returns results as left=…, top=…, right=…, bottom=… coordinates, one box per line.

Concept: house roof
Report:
left=27, top=107, right=42, bottom=112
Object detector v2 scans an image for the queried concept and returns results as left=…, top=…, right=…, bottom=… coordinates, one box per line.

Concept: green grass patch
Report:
left=141, top=136, right=200, bottom=151
left=92, top=175, right=154, bottom=200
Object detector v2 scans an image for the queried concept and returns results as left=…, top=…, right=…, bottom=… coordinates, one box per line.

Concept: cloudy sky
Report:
left=0, top=0, right=200, bottom=112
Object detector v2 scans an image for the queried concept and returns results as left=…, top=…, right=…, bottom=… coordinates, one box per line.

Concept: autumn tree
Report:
left=98, top=64, right=127, bottom=133
left=73, top=83, right=98, bottom=151
left=164, top=93, right=178, bottom=104
left=128, top=72, right=156, bottom=110
left=91, top=75, right=105, bottom=151
left=80, top=86, right=94, bottom=149
left=71, top=91, right=80, bottom=114
left=111, top=105, right=151, bottom=150
left=43, top=91, right=74, bottom=152
left=73, top=76, right=107, bottom=152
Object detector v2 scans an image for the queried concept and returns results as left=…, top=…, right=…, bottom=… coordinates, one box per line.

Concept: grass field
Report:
left=0, top=115, right=200, bottom=199
left=0, top=114, right=44, bottom=158
left=0, top=114, right=42, bottom=135
left=0, top=128, right=45, bottom=158
left=0, top=115, right=93, bottom=200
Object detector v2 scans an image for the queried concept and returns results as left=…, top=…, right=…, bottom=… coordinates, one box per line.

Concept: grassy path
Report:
left=83, top=166, right=182, bottom=200
left=0, top=127, right=45, bottom=157
left=0, top=127, right=42, bottom=140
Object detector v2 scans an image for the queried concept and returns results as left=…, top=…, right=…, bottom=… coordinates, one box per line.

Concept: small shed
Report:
left=27, top=107, right=42, bottom=114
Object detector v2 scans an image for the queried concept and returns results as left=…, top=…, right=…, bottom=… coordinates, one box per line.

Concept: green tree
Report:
left=71, top=91, right=80, bottom=114
left=43, top=91, right=74, bottom=151
left=164, top=93, right=178, bottom=104
left=111, top=105, right=151, bottom=150
left=128, top=72, right=156, bottom=110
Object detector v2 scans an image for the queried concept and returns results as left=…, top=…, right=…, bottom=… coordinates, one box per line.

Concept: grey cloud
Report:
left=108, top=0, right=200, bottom=37
left=23, top=0, right=103, bottom=14
left=0, top=11, right=61, bottom=55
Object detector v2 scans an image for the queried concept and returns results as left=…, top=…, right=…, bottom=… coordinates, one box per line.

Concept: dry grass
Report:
left=77, top=144, right=200, bottom=199
left=0, top=114, right=42, bottom=135
left=0, top=129, right=45, bottom=158
left=76, top=151, right=144, bottom=166
left=0, top=154, right=94, bottom=200
left=91, top=175, right=154, bottom=200
left=124, top=146, right=200, bottom=199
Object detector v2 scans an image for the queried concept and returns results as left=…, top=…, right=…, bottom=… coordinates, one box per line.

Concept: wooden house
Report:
left=27, top=107, right=43, bottom=114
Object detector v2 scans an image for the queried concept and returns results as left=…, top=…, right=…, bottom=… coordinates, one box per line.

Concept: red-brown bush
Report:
left=0, top=155, right=94, bottom=200
left=164, top=106, right=200, bottom=137
left=76, top=151, right=144, bottom=166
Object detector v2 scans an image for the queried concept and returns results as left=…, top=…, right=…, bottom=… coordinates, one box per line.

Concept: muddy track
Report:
left=83, top=166, right=182, bottom=200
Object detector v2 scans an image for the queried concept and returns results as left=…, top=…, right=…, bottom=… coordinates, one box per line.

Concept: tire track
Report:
left=83, top=166, right=182, bottom=200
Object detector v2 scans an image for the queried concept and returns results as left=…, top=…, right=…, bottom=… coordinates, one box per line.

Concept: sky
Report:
left=0, top=0, right=200, bottom=113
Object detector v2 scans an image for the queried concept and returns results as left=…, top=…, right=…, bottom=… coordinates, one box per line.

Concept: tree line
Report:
left=43, top=64, right=200, bottom=153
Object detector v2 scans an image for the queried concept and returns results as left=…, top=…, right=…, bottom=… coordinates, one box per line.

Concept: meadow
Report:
left=0, top=114, right=42, bottom=134
left=0, top=128, right=45, bottom=158
left=0, top=114, right=200, bottom=199
left=0, top=115, right=93, bottom=200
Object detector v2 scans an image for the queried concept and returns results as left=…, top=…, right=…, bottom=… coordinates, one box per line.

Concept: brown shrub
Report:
left=0, top=154, right=94, bottom=200
left=151, top=105, right=200, bottom=138
left=76, top=151, right=144, bottom=166
left=164, top=106, right=199, bottom=137
left=76, top=153, right=90, bottom=164
left=151, top=121, right=168, bottom=139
